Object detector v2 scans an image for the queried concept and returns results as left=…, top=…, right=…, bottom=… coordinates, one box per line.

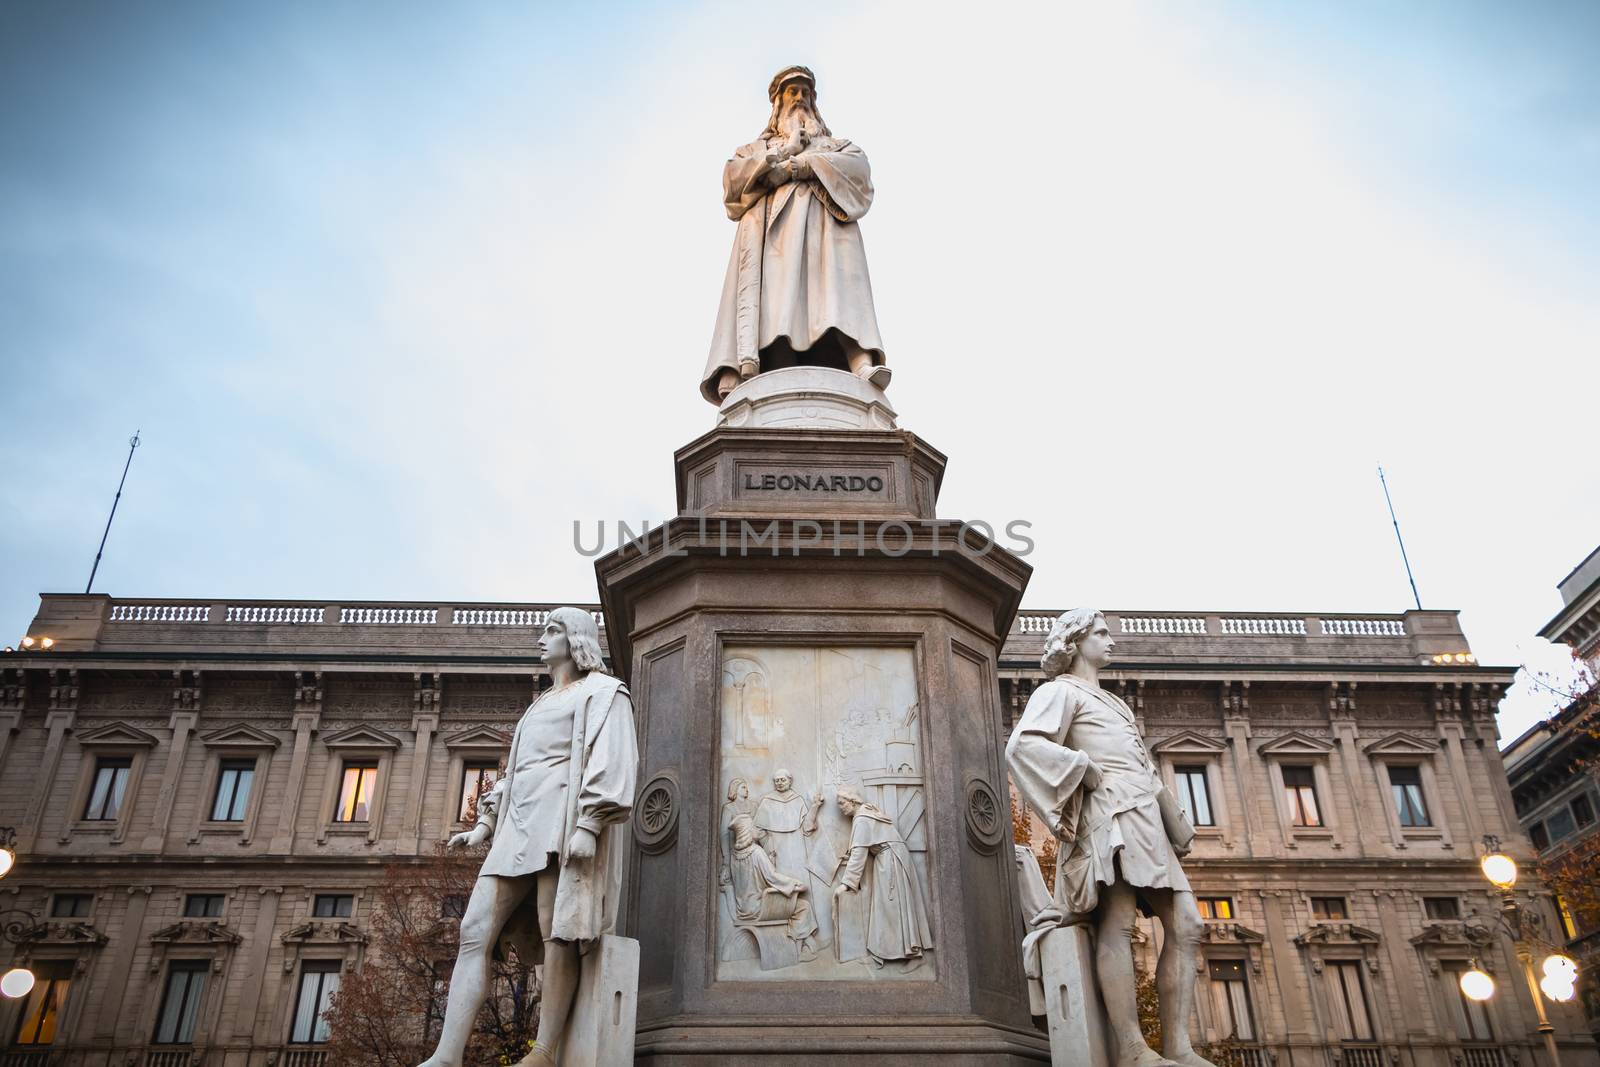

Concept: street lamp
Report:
left=0, top=827, right=37, bottom=998
left=0, top=826, right=16, bottom=880
left=1472, top=835, right=1580, bottom=1065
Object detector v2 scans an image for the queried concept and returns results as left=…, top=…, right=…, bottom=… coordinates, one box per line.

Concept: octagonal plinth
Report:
left=596, top=515, right=1046, bottom=1065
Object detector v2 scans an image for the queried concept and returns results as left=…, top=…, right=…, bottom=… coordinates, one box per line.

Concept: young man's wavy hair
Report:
left=1039, top=607, right=1104, bottom=679
left=548, top=606, right=606, bottom=673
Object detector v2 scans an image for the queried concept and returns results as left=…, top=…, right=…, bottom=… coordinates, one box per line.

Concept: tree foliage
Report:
left=324, top=847, right=538, bottom=1067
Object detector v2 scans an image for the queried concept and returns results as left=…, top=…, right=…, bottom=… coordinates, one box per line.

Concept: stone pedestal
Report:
left=1037, top=926, right=1112, bottom=1067
left=595, top=390, right=1048, bottom=1063
left=559, top=934, right=640, bottom=1067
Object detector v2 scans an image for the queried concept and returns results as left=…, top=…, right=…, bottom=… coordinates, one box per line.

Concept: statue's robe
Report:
left=475, top=671, right=638, bottom=960
left=753, top=789, right=811, bottom=881
left=1006, top=676, right=1194, bottom=917
left=700, top=135, right=887, bottom=404
left=837, top=805, right=932, bottom=965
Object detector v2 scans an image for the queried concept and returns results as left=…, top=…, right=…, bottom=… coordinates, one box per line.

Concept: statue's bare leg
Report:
left=1149, top=889, right=1217, bottom=1067
left=530, top=868, right=579, bottom=1060
left=1095, top=880, right=1176, bottom=1067
left=419, top=873, right=534, bottom=1067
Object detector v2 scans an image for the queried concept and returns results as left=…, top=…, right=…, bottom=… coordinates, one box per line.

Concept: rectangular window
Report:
left=1311, top=897, right=1349, bottom=921
left=1423, top=897, right=1461, bottom=921
left=1196, top=897, right=1234, bottom=920
left=1388, top=765, right=1430, bottom=827
left=458, top=761, right=501, bottom=823
left=153, top=961, right=209, bottom=1044
left=49, top=894, right=93, bottom=919
left=313, top=894, right=354, bottom=919
left=1572, top=793, right=1595, bottom=829
left=1206, top=959, right=1256, bottom=1040
left=334, top=762, right=378, bottom=823
left=1174, top=765, right=1215, bottom=827
left=210, top=759, right=256, bottom=822
left=1327, top=961, right=1374, bottom=1042
left=83, top=757, right=132, bottom=821
left=1546, top=806, right=1578, bottom=843
left=1282, top=765, right=1322, bottom=827
left=1530, top=821, right=1550, bottom=850
left=183, top=894, right=225, bottom=919
left=13, top=962, right=72, bottom=1045
left=1442, top=961, right=1493, bottom=1040
left=1556, top=894, right=1578, bottom=940
left=290, top=961, right=343, bottom=1044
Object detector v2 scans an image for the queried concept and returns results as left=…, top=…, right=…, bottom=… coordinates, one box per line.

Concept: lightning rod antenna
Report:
left=86, top=431, right=142, bottom=594
left=1377, top=464, right=1422, bottom=611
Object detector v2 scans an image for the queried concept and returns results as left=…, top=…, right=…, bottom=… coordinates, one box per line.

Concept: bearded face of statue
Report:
left=769, top=77, right=828, bottom=141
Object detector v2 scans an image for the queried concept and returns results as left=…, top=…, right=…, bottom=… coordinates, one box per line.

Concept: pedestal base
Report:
left=559, top=935, right=639, bottom=1067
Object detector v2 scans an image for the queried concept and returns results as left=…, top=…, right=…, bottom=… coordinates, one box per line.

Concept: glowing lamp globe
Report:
left=1541, top=973, right=1577, bottom=1003
left=1479, top=851, right=1518, bottom=890
left=1543, top=954, right=1578, bottom=980
left=0, top=968, right=35, bottom=999
left=0, top=847, right=13, bottom=878
left=1459, top=968, right=1495, bottom=1002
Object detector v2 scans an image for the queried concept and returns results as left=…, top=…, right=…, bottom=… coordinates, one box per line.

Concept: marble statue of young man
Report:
left=1006, top=609, right=1216, bottom=1067
left=418, top=607, right=638, bottom=1067
left=700, top=64, right=889, bottom=404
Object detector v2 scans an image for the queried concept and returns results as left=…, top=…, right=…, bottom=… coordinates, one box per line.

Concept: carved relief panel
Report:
left=715, top=644, right=933, bottom=982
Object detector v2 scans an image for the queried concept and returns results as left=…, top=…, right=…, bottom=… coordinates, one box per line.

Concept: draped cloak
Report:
left=700, top=135, right=887, bottom=404
left=838, top=805, right=933, bottom=964
left=475, top=671, right=638, bottom=960
left=1006, top=676, right=1194, bottom=917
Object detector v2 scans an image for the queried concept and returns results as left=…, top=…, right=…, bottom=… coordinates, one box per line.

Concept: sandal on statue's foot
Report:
left=513, top=1044, right=556, bottom=1067
left=863, top=364, right=891, bottom=390
left=738, top=359, right=760, bottom=380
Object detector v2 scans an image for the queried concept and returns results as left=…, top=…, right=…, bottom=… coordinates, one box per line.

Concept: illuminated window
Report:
left=1556, top=894, right=1578, bottom=940
left=13, top=962, right=72, bottom=1045
left=1388, top=765, right=1430, bottom=827
left=313, top=894, right=354, bottom=919
left=1282, top=766, right=1322, bottom=827
left=1196, top=897, right=1234, bottom=920
left=1175, top=766, right=1214, bottom=827
left=290, top=961, right=342, bottom=1044
left=334, top=763, right=378, bottom=823
left=1311, top=897, right=1348, bottom=921
left=458, top=762, right=500, bottom=823
left=153, top=961, right=208, bottom=1044
left=1207, top=959, right=1256, bottom=1041
left=210, top=759, right=255, bottom=822
left=84, top=757, right=132, bottom=821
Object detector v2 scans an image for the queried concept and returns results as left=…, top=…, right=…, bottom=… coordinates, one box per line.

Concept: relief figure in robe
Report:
left=832, top=786, right=932, bottom=968
left=701, top=65, right=889, bottom=404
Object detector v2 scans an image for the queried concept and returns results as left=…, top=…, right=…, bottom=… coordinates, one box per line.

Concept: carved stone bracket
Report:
left=964, top=775, right=1005, bottom=853
left=634, top=770, right=679, bottom=854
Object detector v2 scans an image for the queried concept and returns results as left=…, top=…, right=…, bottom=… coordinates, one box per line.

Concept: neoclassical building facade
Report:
left=0, top=593, right=1591, bottom=1067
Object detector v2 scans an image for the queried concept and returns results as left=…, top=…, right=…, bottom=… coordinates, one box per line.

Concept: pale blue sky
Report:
left=2, top=2, right=1596, bottom=739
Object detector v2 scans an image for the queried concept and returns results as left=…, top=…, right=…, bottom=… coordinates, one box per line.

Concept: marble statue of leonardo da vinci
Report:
left=700, top=65, right=890, bottom=404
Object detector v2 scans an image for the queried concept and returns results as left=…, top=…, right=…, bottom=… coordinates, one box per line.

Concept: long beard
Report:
left=777, top=102, right=821, bottom=141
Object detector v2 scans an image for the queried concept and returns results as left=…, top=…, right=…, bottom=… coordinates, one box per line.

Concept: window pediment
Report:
left=1259, top=731, right=1334, bottom=757
left=199, top=722, right=282, bottom=749
left=281, top=921, right=369, bottom=946
left=151, top=921, right=243, bottom=947
left=442, top=725, right=514, bottom=750
left=1151, top=730, right=1228, bottom=756
left=76, top=722, right=159, bottom=748
left=17, top=921, right=108, bottom=948
left=321, top=725, right=402, bottom=751
left=1295, top=922, right=1380, bottom=946
left=1362, top=732, right=1438, bottom=757
left=1409, top=921, right=1493, bottom=949
left=1200, top=922, right=1265, bottom=945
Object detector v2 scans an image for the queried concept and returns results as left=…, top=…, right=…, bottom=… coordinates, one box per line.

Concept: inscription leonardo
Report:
left=742, top=472, right=885, bottom=492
